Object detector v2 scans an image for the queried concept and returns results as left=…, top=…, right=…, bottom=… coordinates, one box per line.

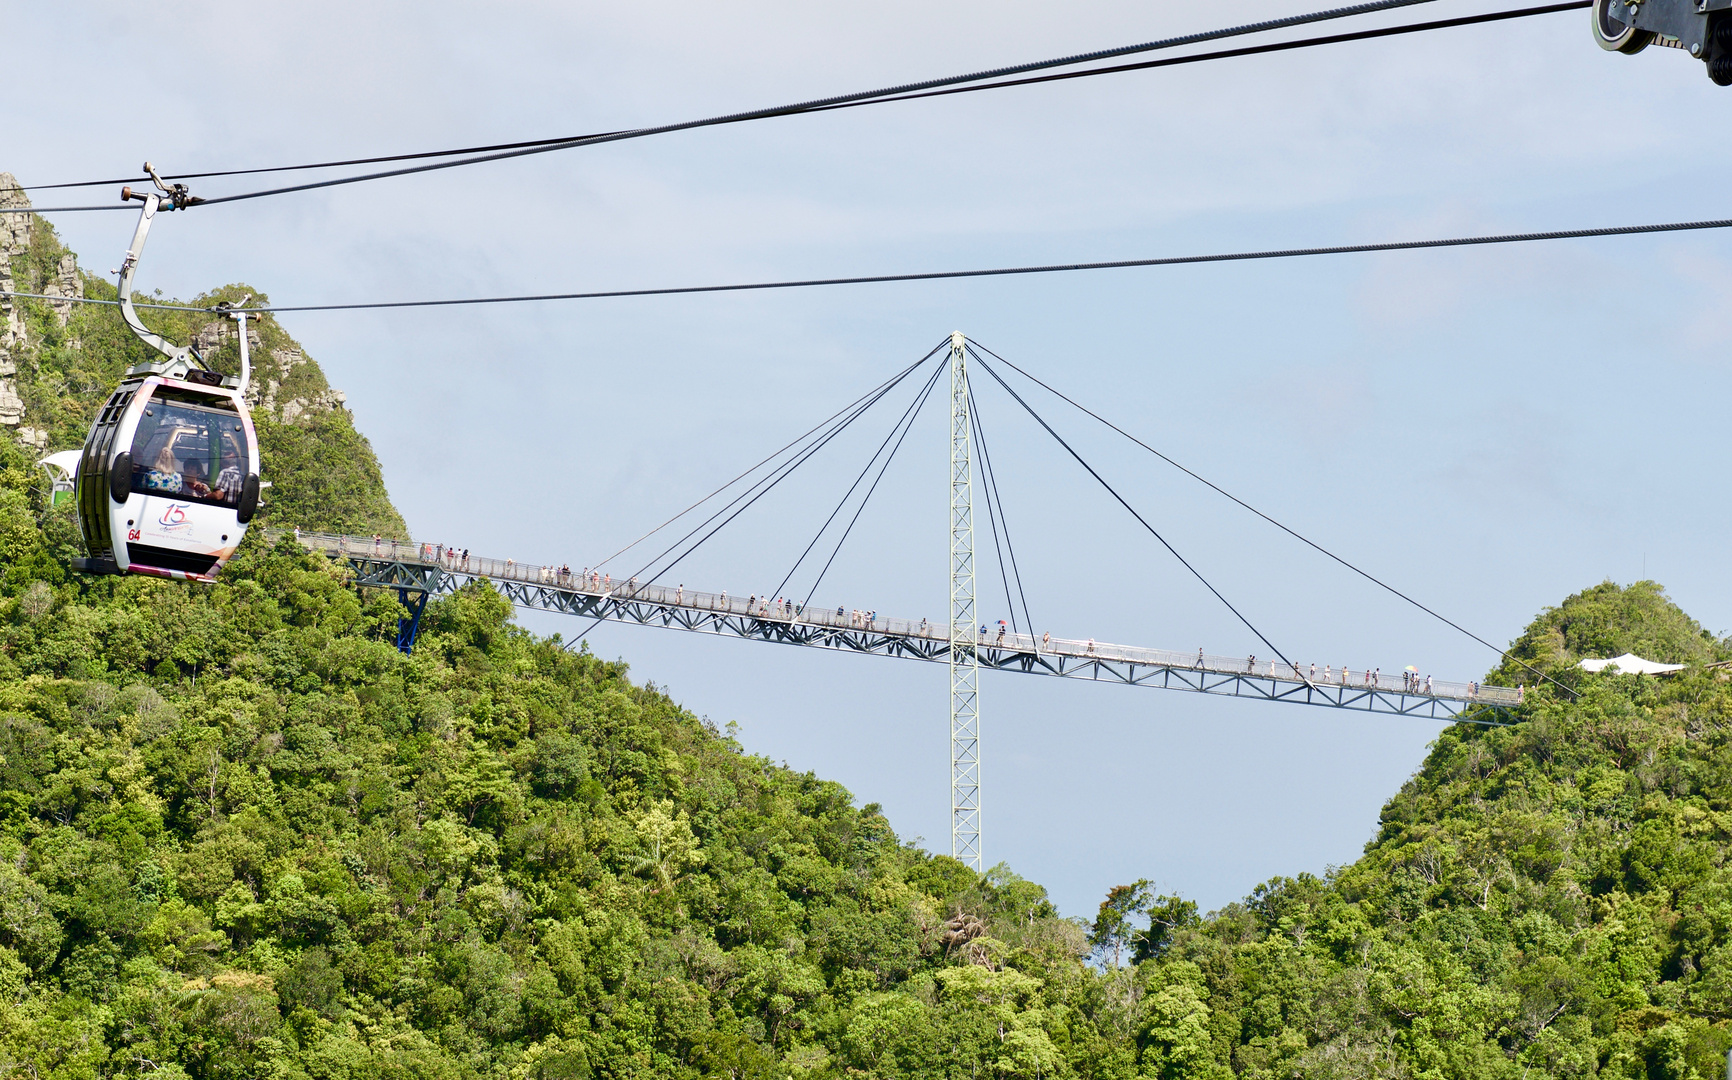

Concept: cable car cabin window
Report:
left=127, top=391, right=249, bottom=508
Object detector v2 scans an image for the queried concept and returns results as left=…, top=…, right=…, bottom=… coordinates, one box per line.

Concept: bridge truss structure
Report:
left=295, top=533, right=1517, bottom=721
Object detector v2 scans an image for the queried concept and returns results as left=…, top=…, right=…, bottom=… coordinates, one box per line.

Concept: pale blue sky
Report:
left=9, top=0, right=1732, bottom=916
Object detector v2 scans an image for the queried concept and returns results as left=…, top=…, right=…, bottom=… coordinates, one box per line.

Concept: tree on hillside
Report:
left=1091, top=878, right=1152, bottom=969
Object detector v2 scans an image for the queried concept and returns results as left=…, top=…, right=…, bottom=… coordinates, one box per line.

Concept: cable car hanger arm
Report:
left=114, top=164, right=225, bottom=383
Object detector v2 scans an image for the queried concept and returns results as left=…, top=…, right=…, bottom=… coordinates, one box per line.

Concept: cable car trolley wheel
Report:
left=1592, top=0, right=1654, bottom=53
left=72, top=163, right=261, bottom=584
left=1589, top=0, right=1732, bottom=83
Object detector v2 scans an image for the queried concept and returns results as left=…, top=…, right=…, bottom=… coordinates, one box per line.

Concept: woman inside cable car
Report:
left=128, top=391, right=249, bottom=508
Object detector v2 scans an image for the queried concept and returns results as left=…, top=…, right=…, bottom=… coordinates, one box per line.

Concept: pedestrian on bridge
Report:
left=1197, top=647, right=1204, bottom=669
left=1247, top=655, right=1255, bottom=673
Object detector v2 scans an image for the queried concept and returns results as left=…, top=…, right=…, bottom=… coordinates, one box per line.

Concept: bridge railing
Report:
left=291, top=531, right=1523, bottom=708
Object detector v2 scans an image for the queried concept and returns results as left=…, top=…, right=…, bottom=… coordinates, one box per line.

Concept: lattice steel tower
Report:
left=948, top=331, right=981, bottom=870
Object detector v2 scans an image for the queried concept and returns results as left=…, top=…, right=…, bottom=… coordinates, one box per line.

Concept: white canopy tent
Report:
left=38, top=450, right=78, bottom=506
left=38, top=450, right=78, bottom=481
left=1579, top=652, right=1686, bottom=675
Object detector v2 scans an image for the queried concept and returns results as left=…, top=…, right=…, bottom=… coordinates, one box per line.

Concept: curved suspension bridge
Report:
left=291, top=529, right=1521, bottom=719
left=278, top=334, right=1524, bottom=871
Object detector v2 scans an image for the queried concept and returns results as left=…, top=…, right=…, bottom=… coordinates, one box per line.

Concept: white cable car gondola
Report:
left=72, top=165, right=261, bottom=583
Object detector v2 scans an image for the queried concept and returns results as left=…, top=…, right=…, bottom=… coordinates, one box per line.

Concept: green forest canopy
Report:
left=7, top=207, right=1732, bottom=1077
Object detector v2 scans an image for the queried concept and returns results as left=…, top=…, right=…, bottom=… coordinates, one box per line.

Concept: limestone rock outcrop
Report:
left=195, top=319, right=350, bottom=424
left=0, top=173, right=28, bottom=429
left=44, top=252, right=81, bottom=326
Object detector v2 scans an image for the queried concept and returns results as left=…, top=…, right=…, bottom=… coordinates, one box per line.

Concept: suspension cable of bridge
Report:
left=785, top=363, right=948, bottom=611
left=561, top=342, right=950, bottom=647
left=611, top=354, right=933, bottom=587
left=967, top=376, right=1033, bottom=637
left=589, top=338, right=950, bottom=575
left=964, top=339, right=1575, bottom=699
left=11, top=0, right=1604, bottom=208
left=964, top=346, right=1302, bottom=676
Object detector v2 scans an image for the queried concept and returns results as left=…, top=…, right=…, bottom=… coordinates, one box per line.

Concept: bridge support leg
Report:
left=396, top=587, right=429, bottom=654
left=949, top=331, right=981, bottom=871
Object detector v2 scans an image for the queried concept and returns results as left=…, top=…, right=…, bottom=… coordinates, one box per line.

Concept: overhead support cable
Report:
left=967, top=339, right=1576, bottom=698
left=14, top=213, right=1726, bottom=309
left=792, top=2, right=1589, bottom=115
left=2, top=0, right=1589, bottom=206
left=967, top=349, right=1300, bottom=673
left=0, top=130, right=628, bottom=194
left=9, top=0, right=1448, bottom=204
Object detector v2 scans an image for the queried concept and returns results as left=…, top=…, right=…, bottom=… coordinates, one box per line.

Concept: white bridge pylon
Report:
left=947, top=332, right=981, bottom=870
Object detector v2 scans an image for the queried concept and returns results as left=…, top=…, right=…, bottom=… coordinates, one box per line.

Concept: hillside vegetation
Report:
left=6, top=200, right=1732, bottom=1078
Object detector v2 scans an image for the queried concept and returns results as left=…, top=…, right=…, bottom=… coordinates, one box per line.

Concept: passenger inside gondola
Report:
left=129, top=393, right=249, bottom=507
left=140, top=444, right=185, bottom=494
left=214, top=437, right=244, bottom=502
left=181, top=456, right=212, bottom=499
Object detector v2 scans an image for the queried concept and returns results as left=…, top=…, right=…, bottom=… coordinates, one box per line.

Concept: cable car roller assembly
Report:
left=1591, top=0, right=1732, bottom=81
left=71, top=165, right=262, bottom=583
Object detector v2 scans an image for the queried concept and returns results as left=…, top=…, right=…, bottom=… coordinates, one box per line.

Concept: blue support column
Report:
left=396, top=587, right=430, bottom=654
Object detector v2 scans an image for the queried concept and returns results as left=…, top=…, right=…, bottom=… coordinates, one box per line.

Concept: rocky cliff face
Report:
left=0, top=169, right=407, bottom=537
left=0, top=174, right=39, bottom=438
left=188, top=319, right=349, bottom=422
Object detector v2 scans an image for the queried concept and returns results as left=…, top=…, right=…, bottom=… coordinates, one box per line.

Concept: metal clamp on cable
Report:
left=119, top=162, right=203, bottom=210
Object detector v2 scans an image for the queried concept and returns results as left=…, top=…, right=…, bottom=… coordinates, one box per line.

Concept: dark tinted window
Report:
left=128, top=390, right=249, bottom=508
